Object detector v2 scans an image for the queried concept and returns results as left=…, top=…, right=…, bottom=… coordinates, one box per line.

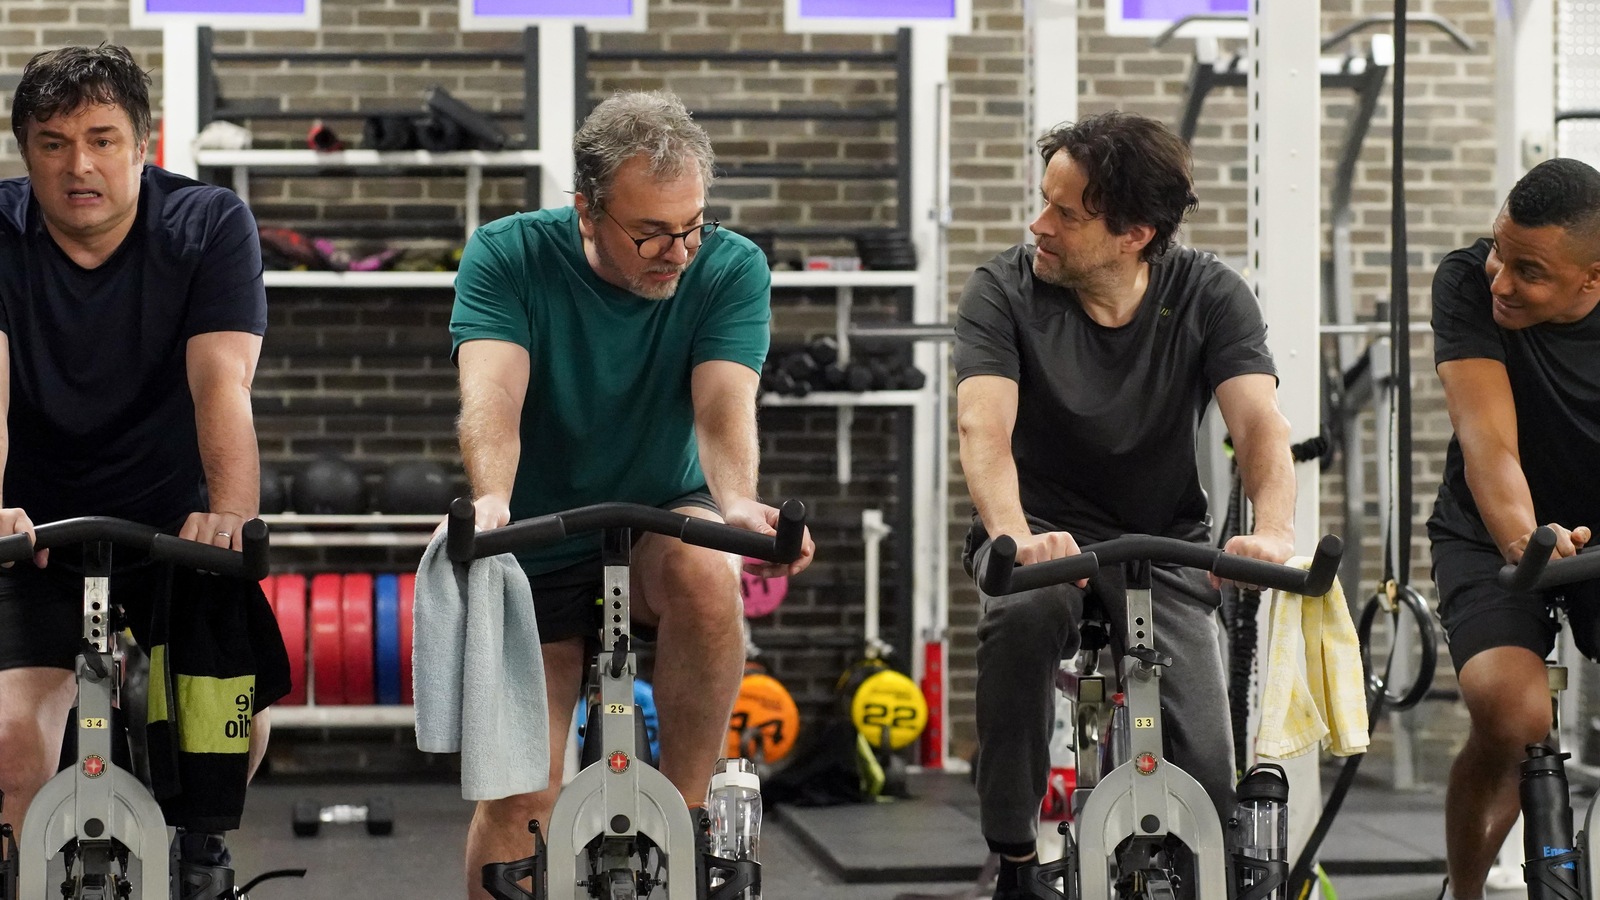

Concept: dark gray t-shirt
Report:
left=954, top=244, right=1276, bottom=543
left=1428, top=237, right=1600, bottom=545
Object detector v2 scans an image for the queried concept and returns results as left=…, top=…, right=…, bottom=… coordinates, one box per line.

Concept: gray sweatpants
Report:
left=971, top=535, right=1236, bottom=849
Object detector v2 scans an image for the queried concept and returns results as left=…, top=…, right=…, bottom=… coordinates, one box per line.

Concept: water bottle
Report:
left=1521, top=744, right=1582, bottom=900
left=1232, top=763, right=1289, bottom=900
left=707, top=757, right=762, bottom=899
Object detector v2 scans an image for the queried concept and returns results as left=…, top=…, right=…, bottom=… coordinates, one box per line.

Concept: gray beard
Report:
left=595, top=238, right=682, bottom=300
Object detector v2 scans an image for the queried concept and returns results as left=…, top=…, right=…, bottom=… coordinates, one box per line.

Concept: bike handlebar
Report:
left=1497, top=525, right=1600, bottom=593
left=978, top=532, right=1344, bottom=598
left=0, top=516, right=271, bottom=580
left=445, top=498, right=808, bottom=565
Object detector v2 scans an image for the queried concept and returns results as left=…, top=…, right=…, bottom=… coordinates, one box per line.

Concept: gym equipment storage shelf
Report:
left=194, top=148, right=549, bottom=238
left=261, top=513, right=439, bottom=547
left=273, top=705, right=415, bottom=729
left=255, top=268, right=919, bottom=292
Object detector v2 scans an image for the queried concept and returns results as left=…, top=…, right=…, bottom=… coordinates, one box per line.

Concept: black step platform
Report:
left=772, top=771, right=987, bottom=883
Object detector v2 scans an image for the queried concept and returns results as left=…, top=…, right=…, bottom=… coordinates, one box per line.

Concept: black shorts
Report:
left=1432, top=530, right=1600, bottom=673
left=0, top=556, right=164, bottom=671
left=529, top=491, right=719, bottom=644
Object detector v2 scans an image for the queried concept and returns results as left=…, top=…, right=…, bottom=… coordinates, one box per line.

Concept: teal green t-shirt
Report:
left=450, top=206, right=771, bottom=574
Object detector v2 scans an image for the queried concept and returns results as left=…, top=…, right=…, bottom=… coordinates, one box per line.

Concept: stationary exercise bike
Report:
left=446, top=498, right=806, bottom=900
left=0, top=516, right=277, bottom=900
left=1493, top=526, right=1600, bottom=900
left=977, top=532, right=1343, bottom=900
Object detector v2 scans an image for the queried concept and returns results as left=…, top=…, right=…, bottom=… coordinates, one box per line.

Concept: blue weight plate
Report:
left=374, top=573, right=402, bottom=706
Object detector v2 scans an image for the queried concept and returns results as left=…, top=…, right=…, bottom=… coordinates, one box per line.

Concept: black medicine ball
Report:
left=292, top=455, right=366, bottom=515
left=377, top=460, right=452, bottom=515
left=260, top=464, right=288, bottom=515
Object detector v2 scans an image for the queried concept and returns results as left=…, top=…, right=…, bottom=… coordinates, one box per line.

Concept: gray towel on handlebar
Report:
left=413, top=532, right=550, bottom=800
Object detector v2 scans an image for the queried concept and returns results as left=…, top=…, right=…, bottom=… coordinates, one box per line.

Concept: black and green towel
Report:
left=143, top=567, right=291, bottom=832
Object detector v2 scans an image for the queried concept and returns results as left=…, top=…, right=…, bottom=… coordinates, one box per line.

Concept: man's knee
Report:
left=1463, top=675, right=1553, bottom=753
left=0, top=717, right=58, bottom=793
left=648, top=546, right=741, bottom=624
left=478, top=787, right=559, bottom=828
left=977, top=588, right=1074, bottom=660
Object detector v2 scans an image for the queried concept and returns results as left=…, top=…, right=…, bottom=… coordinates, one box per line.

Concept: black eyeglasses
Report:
left=596, top=208, right=721, bottom=259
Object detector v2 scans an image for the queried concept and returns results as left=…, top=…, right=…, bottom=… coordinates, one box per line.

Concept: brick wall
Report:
left=1, top=0, right=1507, bottom=774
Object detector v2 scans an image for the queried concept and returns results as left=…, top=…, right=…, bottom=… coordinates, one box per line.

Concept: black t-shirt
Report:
left=954, top=244, right=1276, bottom=543
left=1428, top=237, right=1600, bottom=545
left=0, top=166, right=267, bottom=526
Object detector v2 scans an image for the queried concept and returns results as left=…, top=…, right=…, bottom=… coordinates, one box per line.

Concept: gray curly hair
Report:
left=573, top=90, right=716, bottom=212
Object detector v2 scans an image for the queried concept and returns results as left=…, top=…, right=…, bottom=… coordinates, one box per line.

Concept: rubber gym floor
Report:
left=223, top=763, right=1509, bottom=900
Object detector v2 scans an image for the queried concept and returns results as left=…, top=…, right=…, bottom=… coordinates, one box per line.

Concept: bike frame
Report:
left=0, top=518, right=269, bottom=900
left=463, top=501, right=803, bottom=900
left=1072, top=561, right=1229, bottom=900
left=18, top=541, right=169, bottom=900
left=543, top=528, right=699, bottom=900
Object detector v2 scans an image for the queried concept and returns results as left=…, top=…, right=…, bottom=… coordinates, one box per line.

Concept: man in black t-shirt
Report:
left=1428, top=158, right=1600, bottom=900
left=0, top=46, right=268, bottom=893
left=955, top=111, right=1298, bottom=899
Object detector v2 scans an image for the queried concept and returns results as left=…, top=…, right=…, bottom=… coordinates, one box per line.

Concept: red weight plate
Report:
left=273, top=574, right=307, bottom=706
left=259, top=575, right=277, bottom=613
left=309, top=573, right=345, bottom=706
left=341, top=573, right=375, bottom=706
left=398, top=572, right=416, bottom=705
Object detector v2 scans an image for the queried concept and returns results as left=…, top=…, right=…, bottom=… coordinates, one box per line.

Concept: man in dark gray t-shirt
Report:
left=955, top=111, right=1298, bottom=899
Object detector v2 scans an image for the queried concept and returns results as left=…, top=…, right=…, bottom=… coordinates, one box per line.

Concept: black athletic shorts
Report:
left=529, top=490, right=720, bottom=644
left=1432, top=529, right=1600, bottom=673
left=0, top=551, right=165, bottom=671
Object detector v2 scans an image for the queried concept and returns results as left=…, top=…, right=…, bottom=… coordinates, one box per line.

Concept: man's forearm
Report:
left=696, top=399, right=760, bottom=508
left=1465, top=454, right=1539, bottom=557
left=959, top=428, right=1029, bottom=538
left=196, top=384, right=260, bottom=516
left=457, top=389, right=522, bottom=500
left=1235, top=422, right=1296, bottom=539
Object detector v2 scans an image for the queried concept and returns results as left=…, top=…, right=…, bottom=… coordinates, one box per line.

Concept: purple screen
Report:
left=474, top=0, right=633, bottom=15
left=798, top=0, right=956, bottom=19
left=145, top=0, right=305, bottom=11
left=1120, top=0, right=1247, bottom=18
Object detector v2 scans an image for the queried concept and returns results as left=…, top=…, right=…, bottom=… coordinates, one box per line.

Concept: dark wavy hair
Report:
left=1037, top=111, right=1198, bottom=263
left=1506, top=157, right=1600, bottom=252
left=11, top=45, right=153, bottom=148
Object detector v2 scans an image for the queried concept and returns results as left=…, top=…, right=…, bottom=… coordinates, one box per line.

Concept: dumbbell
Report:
left=292, top=797, right=394, bottom=837
left=820, top=361, right=873, bottom=392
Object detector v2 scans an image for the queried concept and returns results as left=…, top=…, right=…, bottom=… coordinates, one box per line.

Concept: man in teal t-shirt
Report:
left=450, top=90, right=815, bottom=898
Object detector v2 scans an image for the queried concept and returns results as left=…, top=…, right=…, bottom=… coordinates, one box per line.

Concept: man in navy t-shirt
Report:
left=0, top=45, right=267, bottom=893
left=1428, top=158, right=1600, bottom=900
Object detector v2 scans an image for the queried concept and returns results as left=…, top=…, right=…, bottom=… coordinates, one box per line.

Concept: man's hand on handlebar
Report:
left=0, top=507, right=45, bottom=568
left=431, top=493, right=512, bottom=543
left=471, top=494, right=513, bottom=532
left=1216, top=529, right=1296, bottom=590
left=724, top=498, right=815, bottom=578
left=1504, top=523, right=1590, bottom=565
left=1009, top=532, right=1087, bottom=588
left=180, top=510, right=250, bottom=551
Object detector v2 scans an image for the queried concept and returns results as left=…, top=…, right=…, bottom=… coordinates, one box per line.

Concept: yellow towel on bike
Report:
left=1255, top=558, right=1369, bottom=759
left=145, top=567, right=293, bottom=832
left=413, top=532, right=549, bottom=800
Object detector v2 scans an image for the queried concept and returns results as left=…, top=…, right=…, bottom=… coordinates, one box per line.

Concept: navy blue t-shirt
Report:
left=0, top=165, right=267, bottom=526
